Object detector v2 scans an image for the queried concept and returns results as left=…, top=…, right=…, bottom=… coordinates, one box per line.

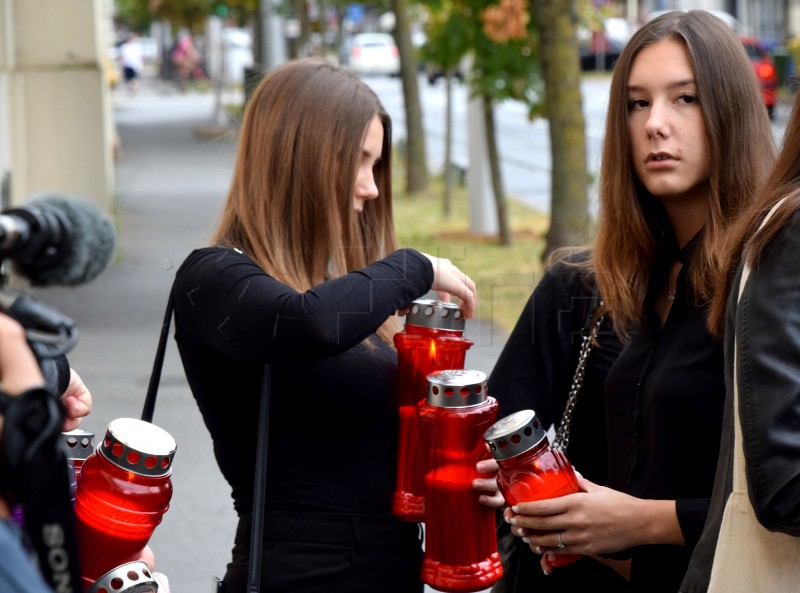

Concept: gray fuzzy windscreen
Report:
left=15, top=193, right=116, bottom=286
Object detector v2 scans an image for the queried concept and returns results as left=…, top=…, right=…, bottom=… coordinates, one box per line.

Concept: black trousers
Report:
left=222, top=510, right=424, bottom=593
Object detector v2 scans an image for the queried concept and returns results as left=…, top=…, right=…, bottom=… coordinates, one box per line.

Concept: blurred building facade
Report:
left=637, top=0, right=794, bottom=46
left=0, top=0, right=115, bottom=211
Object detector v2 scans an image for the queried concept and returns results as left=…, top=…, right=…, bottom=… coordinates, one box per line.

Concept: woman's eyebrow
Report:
left=627, top=78, right=697, bottom=93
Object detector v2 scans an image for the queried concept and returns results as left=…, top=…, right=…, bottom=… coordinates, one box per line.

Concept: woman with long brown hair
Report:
left=171, top=58, right=478, bottom=593
left=680, top=79, right=800, bottom=593
left=500, top=11, right=775, bottom=593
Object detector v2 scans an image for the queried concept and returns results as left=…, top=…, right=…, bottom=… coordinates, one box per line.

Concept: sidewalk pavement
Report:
left=36, top=78, right=508, bottom=592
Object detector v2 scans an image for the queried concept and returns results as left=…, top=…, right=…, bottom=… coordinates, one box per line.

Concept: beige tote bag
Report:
left=707, top=198, right=800, bottom=593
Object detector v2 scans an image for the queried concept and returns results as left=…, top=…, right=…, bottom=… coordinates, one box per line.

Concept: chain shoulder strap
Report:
left=552, top=305, right=605, bottom=452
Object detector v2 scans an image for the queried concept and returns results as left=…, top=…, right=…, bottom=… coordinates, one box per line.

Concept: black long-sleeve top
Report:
left=605, top=233, right=725, bottom=593
left=172, top=246, right=433, bottom=517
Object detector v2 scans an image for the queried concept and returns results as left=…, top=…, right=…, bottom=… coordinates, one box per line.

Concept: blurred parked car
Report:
left=578, top=17, right=631, bottom=71
left=579, top=34, right=625, bottom=71
left=741, top=36, right=778, bottom=119
left=348, top=33, right=400, bottom=76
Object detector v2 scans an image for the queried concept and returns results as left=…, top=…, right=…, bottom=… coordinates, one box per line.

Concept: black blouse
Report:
left=489, top=254, right=629, bottom=592
left=172, top=246, right=434, bottom=516
left=605, top=233, right=725, bottom=593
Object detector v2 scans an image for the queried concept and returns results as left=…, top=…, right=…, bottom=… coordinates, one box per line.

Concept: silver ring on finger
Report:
left=557, top=531, right=566, bottom=549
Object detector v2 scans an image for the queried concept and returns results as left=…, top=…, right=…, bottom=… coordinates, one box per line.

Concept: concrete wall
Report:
left=789, top=0, right=800, bottom=40
left=0, top=0, right=114, bottom=211
left=636, top=0, right=791, bottom=44
left=0, top=0, right=14, bottom=205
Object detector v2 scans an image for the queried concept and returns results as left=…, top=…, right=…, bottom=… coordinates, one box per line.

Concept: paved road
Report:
left=33, top=78, right=505, bottom=593
left=363, top=74, right=614, bottom=214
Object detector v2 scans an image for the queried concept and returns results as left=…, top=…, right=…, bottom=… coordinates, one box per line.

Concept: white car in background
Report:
left=348, top=33, right=400, bottom=76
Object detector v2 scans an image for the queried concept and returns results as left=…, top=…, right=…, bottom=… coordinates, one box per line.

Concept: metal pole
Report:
left=258, top=0, right=286, bottom=71
left=467, top=93, right=499, bottom=235
left=627, top=0, right=638, bottom=26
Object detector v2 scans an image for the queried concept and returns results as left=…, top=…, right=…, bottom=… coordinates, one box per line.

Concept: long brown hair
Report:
left=213, top=58, right=400, bottom=342
left=708, top=91, right=800, bottom=334
left=593, top=10, right=774, bottom=337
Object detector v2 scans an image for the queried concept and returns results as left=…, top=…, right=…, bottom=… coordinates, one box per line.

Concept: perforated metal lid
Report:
left=426, top=369, right=487, bottom=408
left=86, top=561, right=159, bottom=593
left=61, top=428, right=95, bottom=462
left=99, top=418, right=176, bottom=477
left=405, top=299, right=466, bottom=332
left=484, top=409, right=548, bottom=461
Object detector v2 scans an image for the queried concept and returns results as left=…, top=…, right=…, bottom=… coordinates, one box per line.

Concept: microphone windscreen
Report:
left=17, top=194, right=116, bottom=287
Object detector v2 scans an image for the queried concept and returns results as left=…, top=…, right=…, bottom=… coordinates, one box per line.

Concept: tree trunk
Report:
left=443, top=71, right=453, bottom=217
left=482, top=94, right=512, bottom=246
left=334, top=4, right=346, bottom=62
left=391, top=0, right=429, bottom=194
left=293, top=0, right=310, bottom=58
left=533, top=0, right=589, bottom=260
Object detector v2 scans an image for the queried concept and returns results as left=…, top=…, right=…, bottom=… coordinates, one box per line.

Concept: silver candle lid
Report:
left=484, top=409, right=548, bottom=461
left=61, top=428, right=95, bottom=462
left=86, top=561, right=159, bottom=593
left=426, top=369, right=487, bottom=408
left=405, top=299, right=466, bottom=332
left=99, top=418, right=176, bottom=477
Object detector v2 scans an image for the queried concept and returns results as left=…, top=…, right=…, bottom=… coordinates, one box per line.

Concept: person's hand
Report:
left=133, top=546, right=171, bottom=593
left=135, top=545, right=156, bottom=571
left=0, top=314, right=44, bottom=517
left=60, top=369, right=92, bottom=432
left=504, top=474, right=682, bottom=557
left=539, top=551, right=632, bottom=578
left=153, top=571, right=171, bottom=593
left=420, top=254, right=477, bottom=318
left=473, top=458, right=505, bottom=508
left=0, top=313, right=44, bottom=396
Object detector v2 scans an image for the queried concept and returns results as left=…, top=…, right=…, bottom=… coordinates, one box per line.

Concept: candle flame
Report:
left=429, top=339, right=437, bottom=361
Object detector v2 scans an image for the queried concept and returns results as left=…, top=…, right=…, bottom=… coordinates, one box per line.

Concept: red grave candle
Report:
left=484, top=409, right=581, bottom=567
left=419, top=369, right=502, bottom=592
left=74, top=418, right=176, bottom=587
left=393, top=299, right=472, bottom=521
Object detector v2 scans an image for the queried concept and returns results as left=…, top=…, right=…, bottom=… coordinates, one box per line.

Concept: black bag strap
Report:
left=141, top=284, right=175, bottom=423
left=552, top=284, right=605, bottom=452
left=247, top=364, right=272, bottom=593
left=141, top=282, right=271, bottom=592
